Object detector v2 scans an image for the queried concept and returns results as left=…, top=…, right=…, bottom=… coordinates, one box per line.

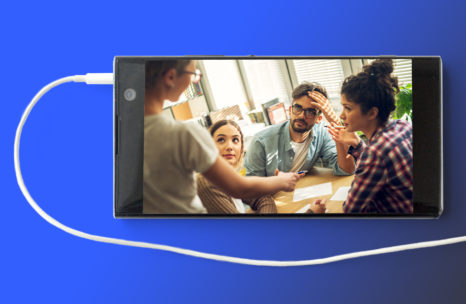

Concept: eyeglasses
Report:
left=183, top=69, right=203, bottom=84
left=291, top=104, right=318, bottom=118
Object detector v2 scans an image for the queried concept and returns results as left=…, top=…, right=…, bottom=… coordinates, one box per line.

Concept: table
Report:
left=274, top=167, right=354, bottom=213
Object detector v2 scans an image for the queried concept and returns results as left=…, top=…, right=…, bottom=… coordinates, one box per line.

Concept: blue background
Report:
left=2, top=0, right=465, bottom=303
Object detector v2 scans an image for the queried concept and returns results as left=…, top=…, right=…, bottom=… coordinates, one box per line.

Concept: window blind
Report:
left=241, top=59, right=290, bottom=109
left=393, top=59, right=412, bottom=86
left=292, top=59, right=346, bottom=113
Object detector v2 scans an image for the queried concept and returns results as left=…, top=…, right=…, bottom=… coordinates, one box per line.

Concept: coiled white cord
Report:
left=14, top=74, right=466, bottom=266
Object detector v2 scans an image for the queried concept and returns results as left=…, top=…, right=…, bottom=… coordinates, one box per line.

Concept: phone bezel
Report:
left=114, top=56, right=443, bottom=218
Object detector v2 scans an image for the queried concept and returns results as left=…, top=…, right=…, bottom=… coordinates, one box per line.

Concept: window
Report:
left=201, top=60, right=248, bottom=111
left=393, top=59, right=412, bottom=86
left=197, top=58, right=412, bottom=124
left=240, top=59, right=290, bottom=109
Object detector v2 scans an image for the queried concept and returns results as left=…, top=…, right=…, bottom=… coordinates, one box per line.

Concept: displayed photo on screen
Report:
left=141, top=58, right=414, bottom=215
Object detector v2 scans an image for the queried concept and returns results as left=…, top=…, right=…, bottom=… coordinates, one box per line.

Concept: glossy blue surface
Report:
left=2, top=1, right=465, bottom=302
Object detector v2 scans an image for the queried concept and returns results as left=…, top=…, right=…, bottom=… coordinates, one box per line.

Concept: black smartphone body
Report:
left=114, top=56, right=442, bottom=218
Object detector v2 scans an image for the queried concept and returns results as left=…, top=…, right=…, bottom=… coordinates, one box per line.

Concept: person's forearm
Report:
left=324, top=110, right=339, bottom=125
left=232, top=175, right=284, bottom=198
left=204, top=157, right=286, bottom=199
left=336, top=142, right=355, bottom=174
left=250, top=176, right=286, bottom=196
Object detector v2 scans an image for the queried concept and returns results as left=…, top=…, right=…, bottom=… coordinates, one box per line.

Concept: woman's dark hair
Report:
left=341, top=59, right=399, bottom=123
left=145, top=60, right=192, bottom=92
left=209, top=119, right=244, bottom=155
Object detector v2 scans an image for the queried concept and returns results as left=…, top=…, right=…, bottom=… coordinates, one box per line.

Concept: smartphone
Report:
left=114, top=56, right=442, bottom=218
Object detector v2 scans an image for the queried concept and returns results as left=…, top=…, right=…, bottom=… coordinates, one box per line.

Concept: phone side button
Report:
left=115, top=116, right=119, bottom=156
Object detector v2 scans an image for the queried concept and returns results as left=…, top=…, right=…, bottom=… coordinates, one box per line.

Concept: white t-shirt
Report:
left=291, top=140, right=308, bottom=157
left=289, top=133, right=312, bottom=172
left=143, top=115, right=218, bottom=214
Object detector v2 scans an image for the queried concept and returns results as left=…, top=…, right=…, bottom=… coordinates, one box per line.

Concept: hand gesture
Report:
left=327, top=122, right=361, bottom=147
left=308, top=91, right=339, bottom=124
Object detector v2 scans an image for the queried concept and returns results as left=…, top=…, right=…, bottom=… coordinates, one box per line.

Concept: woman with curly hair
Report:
left=316, top=59, right=413, bottom=214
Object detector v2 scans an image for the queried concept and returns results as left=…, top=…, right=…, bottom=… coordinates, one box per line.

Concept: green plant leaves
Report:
left=394, top=84, right=412, bottom=121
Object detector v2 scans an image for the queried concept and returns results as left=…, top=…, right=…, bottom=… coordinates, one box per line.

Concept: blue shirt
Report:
left=244, top=121, right=350, bottom=177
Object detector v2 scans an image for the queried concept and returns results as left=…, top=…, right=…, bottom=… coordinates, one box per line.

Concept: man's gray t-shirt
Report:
left=143, top=115, right=218, bottom=214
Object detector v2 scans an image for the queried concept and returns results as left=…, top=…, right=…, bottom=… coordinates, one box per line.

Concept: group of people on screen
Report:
left=143, top=59, right=413, bottom=215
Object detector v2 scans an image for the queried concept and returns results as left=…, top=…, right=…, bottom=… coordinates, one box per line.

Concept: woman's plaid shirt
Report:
left=343, top=120, right=413, bottom=214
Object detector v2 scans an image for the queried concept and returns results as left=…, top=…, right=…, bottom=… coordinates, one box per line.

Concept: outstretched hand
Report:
left=274, top=169, right=301, bottom=192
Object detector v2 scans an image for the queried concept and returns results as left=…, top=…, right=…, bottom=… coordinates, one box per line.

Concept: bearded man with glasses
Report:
left=245, top=82, right=355, bottom=177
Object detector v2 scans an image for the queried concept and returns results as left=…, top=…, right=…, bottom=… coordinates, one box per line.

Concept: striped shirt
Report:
left=343, top=120, right=413, bottom=214
left=197, top=174, right=277, bottom=214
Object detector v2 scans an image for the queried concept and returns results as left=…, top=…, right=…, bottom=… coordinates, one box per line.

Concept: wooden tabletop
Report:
left=274, top=167, right=354, bottom=213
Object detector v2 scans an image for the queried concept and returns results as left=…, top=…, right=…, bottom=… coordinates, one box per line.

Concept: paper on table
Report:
left=330, top=186, right=351, bottom=201
left=295, top=204, right=311, bottom=213
left=293, top=182, right=332, bottom=202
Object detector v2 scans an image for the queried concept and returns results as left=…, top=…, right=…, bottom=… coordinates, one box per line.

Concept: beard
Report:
left=291, top=119, right=313, bottom=133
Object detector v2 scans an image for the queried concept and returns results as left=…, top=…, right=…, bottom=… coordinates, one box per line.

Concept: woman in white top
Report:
left=143, top=59, right=300, bottom=214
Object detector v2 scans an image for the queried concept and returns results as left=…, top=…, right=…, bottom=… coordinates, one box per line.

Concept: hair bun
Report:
left=363, top=59, right=394, bottom=78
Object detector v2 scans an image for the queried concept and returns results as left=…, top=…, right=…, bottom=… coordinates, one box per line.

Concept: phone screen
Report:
left=114, top=56, right=442, bottom=218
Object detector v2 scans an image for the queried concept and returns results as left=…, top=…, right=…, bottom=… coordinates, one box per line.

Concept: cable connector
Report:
left=74, top=73, right=113, bottom=85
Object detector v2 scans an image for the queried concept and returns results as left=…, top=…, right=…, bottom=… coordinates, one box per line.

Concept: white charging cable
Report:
left=14, top=74, right=466, bottom=266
